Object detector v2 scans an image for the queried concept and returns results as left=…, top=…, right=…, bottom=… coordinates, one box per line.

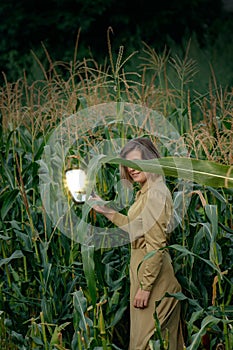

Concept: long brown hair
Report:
left=120, top=137, right=161, bottom=183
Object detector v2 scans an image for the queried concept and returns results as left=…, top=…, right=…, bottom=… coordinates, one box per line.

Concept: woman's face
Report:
left=125, top=149, right=147, bottom=185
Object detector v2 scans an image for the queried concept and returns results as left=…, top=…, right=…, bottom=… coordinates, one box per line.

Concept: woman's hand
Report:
left=89, top=194, right=116, bottom=220
left=133, top=288, right=151, bottom=309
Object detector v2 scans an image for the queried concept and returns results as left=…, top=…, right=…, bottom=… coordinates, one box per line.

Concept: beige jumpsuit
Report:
left=112, top=176, right=184, bottom=350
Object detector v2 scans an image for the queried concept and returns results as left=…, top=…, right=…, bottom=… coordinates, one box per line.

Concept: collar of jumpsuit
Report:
left=135, top=174, right=163, bottom=198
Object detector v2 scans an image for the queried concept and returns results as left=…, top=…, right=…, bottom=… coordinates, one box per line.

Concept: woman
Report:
left=92, top=137, right=184, bottom=350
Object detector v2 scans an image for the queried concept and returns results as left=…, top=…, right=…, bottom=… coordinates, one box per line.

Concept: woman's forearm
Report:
left=103, top=210, right=117, bottom=222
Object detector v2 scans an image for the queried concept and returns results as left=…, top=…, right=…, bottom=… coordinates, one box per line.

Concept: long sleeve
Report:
left=111, top=212, right=130, bottom=231
left=111, top=205, right=144, bottom=240
left=140, top=188, right=172, bottom=291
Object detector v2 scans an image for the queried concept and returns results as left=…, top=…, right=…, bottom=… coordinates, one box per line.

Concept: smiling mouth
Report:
left=130, top=172, right=141, bottom=177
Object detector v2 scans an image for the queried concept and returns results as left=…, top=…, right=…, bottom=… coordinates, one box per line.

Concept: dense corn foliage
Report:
left=0, top=38, right=232, bottom=349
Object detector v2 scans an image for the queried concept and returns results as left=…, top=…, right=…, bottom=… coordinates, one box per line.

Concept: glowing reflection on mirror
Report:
left=65, top=169, right=87, bottom=203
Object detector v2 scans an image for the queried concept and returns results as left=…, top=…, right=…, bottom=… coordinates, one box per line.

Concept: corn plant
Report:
left=0, top=37, right=233, bottom=350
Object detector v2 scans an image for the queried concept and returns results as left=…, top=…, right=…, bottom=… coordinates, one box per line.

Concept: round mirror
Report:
left=65, top=169, right=87, bottom=204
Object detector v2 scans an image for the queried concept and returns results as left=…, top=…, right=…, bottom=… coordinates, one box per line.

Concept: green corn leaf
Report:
left=88, top=155, right=233, bottom=188
left=109, top=305, right=128, bottom=327
left=204, top=205, right=222, bottom=265
left=138, top=245, right=222, bottom=276
left=205, top=205, right=218, bottom=238
left=0, top=189, right=19, bottom=220
left=0, top=250, right=24, bottom=268
left=49, top=325, right=60, bottom=346
left=31, top=336, right=44, bottom=345
left=206, top=186, right=227, bottom=202
left=0, top=234, right=11, bottom=240
left=2, top=162, right=15, bottom=189
left=49, top=322, right=70, bottom=346
left=81, top=244, right=96, bottom=306
left=14, top=229, right=32, bottom=252
left=187, top=310, right=205, bottom=339
left=169, top=244, right=221, bottom=273
left=149, top=339, right=162, bottom=350
left=164, top=291, right=203, bottom=311
left=187, top=315, right=221, bottom=350
left=73, top=289, right=88, bottom=332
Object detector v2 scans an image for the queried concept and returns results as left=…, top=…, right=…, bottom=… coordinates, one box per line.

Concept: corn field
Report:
left=0, top=35, right=233, bottom=349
